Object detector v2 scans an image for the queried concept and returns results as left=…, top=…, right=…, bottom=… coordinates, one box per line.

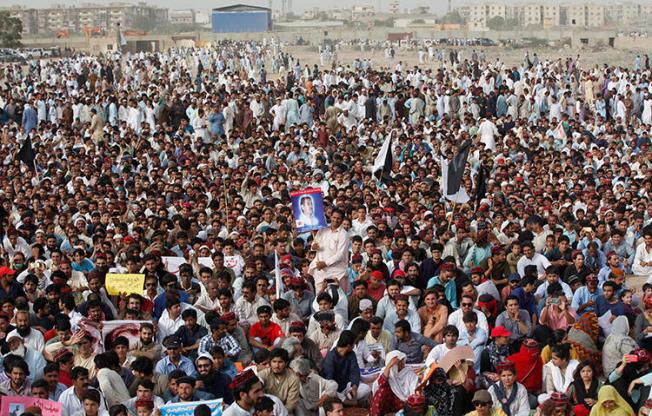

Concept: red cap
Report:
left=491, top=326, right=512, bottom=338
left=470, top=267, right=484, bottom=275
left=440, top=263, right=455, bottom=271
left=371, top=271, right=384, bottom=281
left=281, top=254, right=292, bottom=263
left=0, top=267, right=16, bottom=278
left=123, top=236, right=135, bottom=244
left=290, top=277, right=305, bottom=288
left=221, top=312, right=236, bottom=322
left=393, top=269, right=406, bottom=278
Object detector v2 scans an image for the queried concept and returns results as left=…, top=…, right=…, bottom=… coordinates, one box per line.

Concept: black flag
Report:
left=447, top=140, right=472, bottom=195
left=475, top=163, right=487, bottom=210
left=16, top=137, right=36, bottom=171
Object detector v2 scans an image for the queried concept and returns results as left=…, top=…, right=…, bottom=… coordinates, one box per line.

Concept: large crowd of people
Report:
left=0, top=39, right=650, bottom=416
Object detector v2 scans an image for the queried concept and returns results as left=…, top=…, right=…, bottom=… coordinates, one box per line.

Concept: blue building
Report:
left=211, top=4, right=272, bottom=33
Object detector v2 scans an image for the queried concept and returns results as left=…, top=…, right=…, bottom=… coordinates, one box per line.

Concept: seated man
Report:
left=249, top=305, right=284, bottom=352
left=321, top=330, right=371, bottom=406
left=393, top=319, right=436, bottom=364
left=166, top=375, right=215, bottom=403
left=257, top=348, right=301, bottom=414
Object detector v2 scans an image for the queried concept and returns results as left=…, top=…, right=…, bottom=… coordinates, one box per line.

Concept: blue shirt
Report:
left=571, top=286, right=603, bottom=315
left=321, top=349, right=360, bottom=392
left=154, top=355, right=198, bottom=378
left=153, top=290, right=190, bottom=320
left=394, top=332, right=437, bottom=364
left=174, top=324, right=208, bottom=348
left=595, top=296, right=625, bottom=317
left=427, top=276, right=458, bottom=308
left=511, top=287, right=536, bottom=317
left=72, top=258, right=95, bottom=273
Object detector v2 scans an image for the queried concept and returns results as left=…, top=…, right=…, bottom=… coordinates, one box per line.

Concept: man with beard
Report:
left=257, top=348, right=300, bottom=414
left=125, top=379, right=165, bottom=416
left=8, top=310, right=44, bottom=353
left=195, top=352, right=234, bottom=404
left=0, top=358, right=30, bottom=396
left=59, top=366, right=108, bottom=416
left=4, top=334, right=46, bottom=381
left=596, top=280, right=625, bottom=317
left=0, top=266, right=25, bottom=302
left=43, top=362, right=68, bottom=400
left=288, top=321, right=323, bottom=370
left=223, top=369, right=265, bottom=416
left=166, top=375, right=215, bottom=403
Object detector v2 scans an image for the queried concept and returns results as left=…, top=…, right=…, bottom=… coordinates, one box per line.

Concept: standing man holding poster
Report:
left=308, top=209, right=349, bottom=294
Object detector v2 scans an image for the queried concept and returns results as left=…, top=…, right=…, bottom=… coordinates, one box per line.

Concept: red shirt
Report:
left=248, top=322, right=284, bottom=347
left=59, top=370, right=72, bottom=387
left=368, top=284, right=386, bottom=302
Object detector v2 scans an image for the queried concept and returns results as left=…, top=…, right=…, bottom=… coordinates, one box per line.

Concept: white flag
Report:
left=275, top=251, right=282, bottom=298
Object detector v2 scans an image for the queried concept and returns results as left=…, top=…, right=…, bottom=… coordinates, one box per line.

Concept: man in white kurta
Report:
left=478, top=117, right=498, bottom=152
left=308, top=209, right=349, bottom=294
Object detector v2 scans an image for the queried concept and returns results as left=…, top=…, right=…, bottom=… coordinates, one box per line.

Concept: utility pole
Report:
left=448, top=0, right=452, bottom=14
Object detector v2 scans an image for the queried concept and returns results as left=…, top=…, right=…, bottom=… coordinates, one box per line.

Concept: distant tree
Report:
left=505, top=18, right=519, bottom=29
left=441, top=10, right=463, bottom=24
left=131, top=15, right=157, bottom=32
left=0, top=12, right=22, bottom=47
left=487, top=16, right=505, bottom=30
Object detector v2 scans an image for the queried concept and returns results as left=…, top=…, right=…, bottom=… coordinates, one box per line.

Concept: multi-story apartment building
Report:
left=461, top=2, right=648, bottom=29
left=519, top=4, right=542, bottom=27
left=542, top=5, right=560, bottom=27
left=1, top=2, right=167, bottom=36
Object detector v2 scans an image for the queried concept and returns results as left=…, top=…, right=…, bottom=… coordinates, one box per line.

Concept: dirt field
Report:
left=286, top=44, right=641, bottom=71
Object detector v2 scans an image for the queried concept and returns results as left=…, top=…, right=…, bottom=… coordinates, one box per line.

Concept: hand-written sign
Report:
left=1, top=396, right=62, bottom=416
left=105, top=273, right=145, bottom=295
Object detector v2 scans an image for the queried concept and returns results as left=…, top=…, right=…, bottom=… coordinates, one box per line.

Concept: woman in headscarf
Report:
left=423, top=367, right=455, bottom=416
left=567, top=312, right=602, bottom=375
left=539, top=343, right=579, bottom=404
left=507, top=338, right=544, bottom=394
left=370, top=351, right=418, bottom=416
left=487, top=361, right=530, bottom=416
left=589, top=386, right=635, bottom=416
left=603, top=316, right=638, bottom=376
left=478, top=294, right=498, bottom=332
left=633, top=296, right=652, bottom=350
left=568, top=361, right=601, bottom=416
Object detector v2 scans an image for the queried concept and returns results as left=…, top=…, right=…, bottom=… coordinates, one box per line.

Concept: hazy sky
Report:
left=4, top=0, right=652, bottom=15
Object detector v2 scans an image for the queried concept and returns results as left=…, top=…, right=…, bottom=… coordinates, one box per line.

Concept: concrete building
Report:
left=169, top=9, right=196, bottom=24
left=565, top=5, right=586, bottom=26
left=586, top=4, right=604, bottom=27
left=352, top=5, right=375, bottom=21
left=1, top=3, right=167, bottom=36
left=211, top=4, right=271, bottom=32
left=388, top=0, right=400, bottom=14
left=542, top=5, right=560, bottom=28
left=461, top=2, right=651, bottom=28
left=468, top=4, right=488, bottom=29
left=519, top=4, right=542, bottom=27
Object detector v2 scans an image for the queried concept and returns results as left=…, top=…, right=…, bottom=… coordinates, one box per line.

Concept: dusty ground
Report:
left=285, top=44, right=641, bottom=71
